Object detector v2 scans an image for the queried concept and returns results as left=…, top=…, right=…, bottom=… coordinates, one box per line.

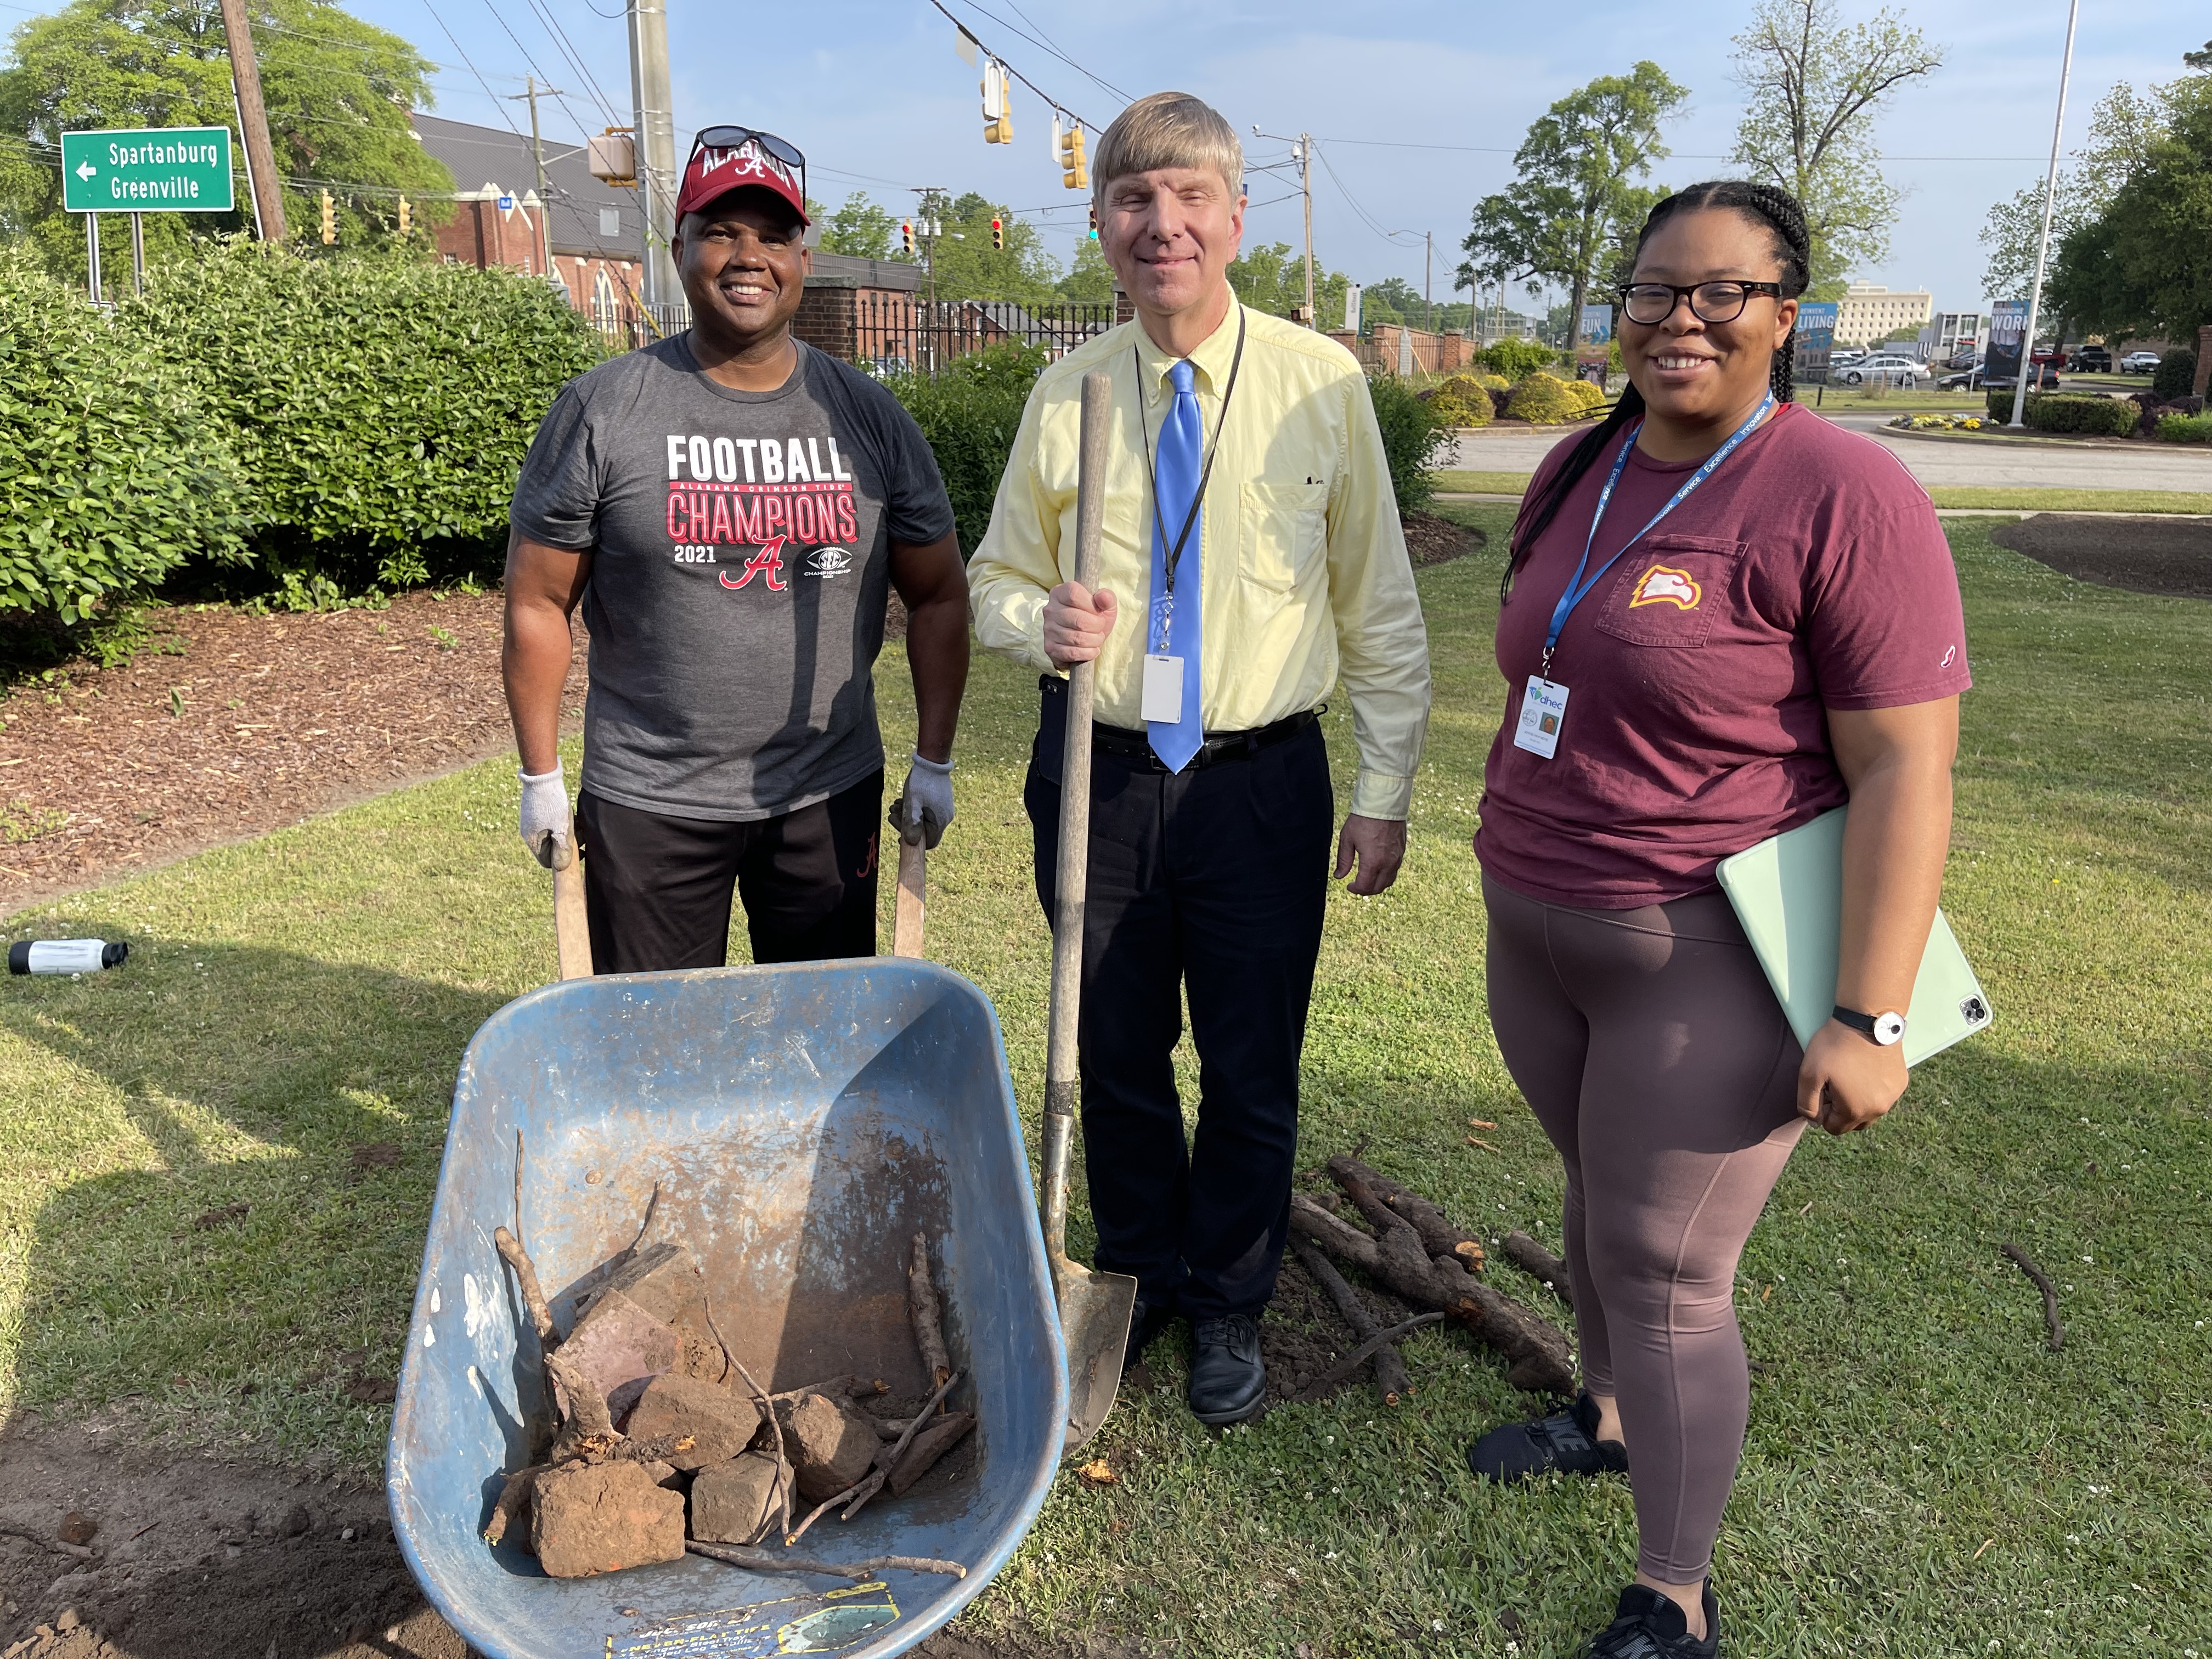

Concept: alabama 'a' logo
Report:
left=1628, top=563, right=1701, bottom=610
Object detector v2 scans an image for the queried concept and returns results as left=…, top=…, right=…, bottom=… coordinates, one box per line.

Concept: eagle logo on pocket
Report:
left=1628, top=564, right=1702, bottom=610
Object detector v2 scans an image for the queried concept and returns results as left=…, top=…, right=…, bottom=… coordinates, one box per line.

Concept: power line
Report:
left=935, top=0, right=1130, bottom=105
left=918, top=0, right=1107, bottom=135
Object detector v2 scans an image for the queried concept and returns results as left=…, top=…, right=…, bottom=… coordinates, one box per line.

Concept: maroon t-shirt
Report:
left=1476, top=402, right=1971, bottom=908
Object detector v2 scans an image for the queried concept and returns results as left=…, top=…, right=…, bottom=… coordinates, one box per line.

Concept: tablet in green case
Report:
left=1715, top=806, right=1993, bottom=1068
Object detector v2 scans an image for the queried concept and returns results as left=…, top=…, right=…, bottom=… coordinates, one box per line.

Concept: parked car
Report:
left=2068, top=345, right=2113, bottom=373
left=1838, top=353, right=1932, bottom=387
left=2121, top=351, right=2162, bottom=373
left=1981, top=366, right=2062, bottom=394
left=2030, top=345, right=2066, bottom=366
left=1937, top=361, right=1986, bottom=390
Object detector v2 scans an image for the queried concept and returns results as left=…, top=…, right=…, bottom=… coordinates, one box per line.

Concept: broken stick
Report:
left=730, top=1357, right=794, bottom=1545
left=1290, top=1237, right=1413, bottom=1405
left=687, top=1540, right=966, bottom=1580
left=908, top=1232, right=952, bottom=1397
left=1501, top=1231, right=1575, bottom=1310
left=2000, top=1242, right=2064, bottom=1352
left=1327, top=1155, right=1486, bottom=1272
left=1290, top=1314, right=1444, bottom=1404
left=493, top=1226, right=557, bottom=1346
left=785, top=1369, right=962, bottom=1543
left=1289, top=1192, right=1573, bottom=1394
left=544, top=1350, right=618, bottom=1463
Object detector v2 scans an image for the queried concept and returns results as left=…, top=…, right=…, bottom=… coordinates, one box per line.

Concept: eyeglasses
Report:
left=687, top=125, right=806, bottom=202
left=1620, top=281, right=1786, bottom=326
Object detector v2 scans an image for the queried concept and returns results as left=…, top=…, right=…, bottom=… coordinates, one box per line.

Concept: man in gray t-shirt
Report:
left=503, top=126, right=969, bottom=972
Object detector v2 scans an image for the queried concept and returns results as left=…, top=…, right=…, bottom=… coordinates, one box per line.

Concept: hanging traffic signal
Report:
left=991, top=217, right=1004, bottom=251
left=1059, top=126, right=1087, bottom=191
left=1087, top=204, right=1098, bottom=241
left=900, top=221, right=915, bottom=255
left=320, top=189, right=335, bottom=245
left=981, top=61, right=1011, bottom=144
left=396, top=195, right=410, bottom=236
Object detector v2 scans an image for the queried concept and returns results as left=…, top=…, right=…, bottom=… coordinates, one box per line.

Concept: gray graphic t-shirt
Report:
left=511, top=337, right=955, bottom=820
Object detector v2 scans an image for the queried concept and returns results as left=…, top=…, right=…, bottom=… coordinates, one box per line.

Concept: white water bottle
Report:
left=8, top=939, right=128, bottom=974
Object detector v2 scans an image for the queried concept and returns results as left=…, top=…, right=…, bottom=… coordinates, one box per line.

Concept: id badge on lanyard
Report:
left=1515, top=392, right=1774, bottom=760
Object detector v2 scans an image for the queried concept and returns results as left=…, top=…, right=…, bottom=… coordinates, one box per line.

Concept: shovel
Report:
left=1040, top=371, right=1139, bottom=1451
left=550, top=812, right=592, bottom=981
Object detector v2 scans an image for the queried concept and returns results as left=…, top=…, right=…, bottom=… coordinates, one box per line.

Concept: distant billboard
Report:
left=1576, top=302, right=1612, bottom=365
left=1985, top=300, right=2028, bottom=384
left=1794, top=301, right=1838, bottom=383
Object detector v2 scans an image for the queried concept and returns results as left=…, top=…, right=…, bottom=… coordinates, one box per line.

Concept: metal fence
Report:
left=851, top=294, right=1114, bottom=377
left=589, top=298, right=692, bottom=352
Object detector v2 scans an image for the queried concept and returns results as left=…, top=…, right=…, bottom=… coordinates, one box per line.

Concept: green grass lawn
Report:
left=1434, top=470, right=2212, bottom=517
left=4, top=514, right=2210, bottom=1656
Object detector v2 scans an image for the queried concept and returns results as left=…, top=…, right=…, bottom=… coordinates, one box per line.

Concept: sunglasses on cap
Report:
left=687, top=125, right=806, bottom=202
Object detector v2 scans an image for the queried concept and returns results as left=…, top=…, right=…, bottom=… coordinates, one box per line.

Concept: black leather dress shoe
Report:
left=1187, top=1313, right=1266, bottom=1423
left=1124, top=1295, right=1177, bottom=1370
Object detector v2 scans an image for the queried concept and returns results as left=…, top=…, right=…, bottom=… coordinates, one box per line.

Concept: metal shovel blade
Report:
left=1052, top=1253, right=1137, bottom=1451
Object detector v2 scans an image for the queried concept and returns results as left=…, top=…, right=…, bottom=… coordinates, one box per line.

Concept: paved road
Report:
left=1444, top=412, right=2212, bottom=492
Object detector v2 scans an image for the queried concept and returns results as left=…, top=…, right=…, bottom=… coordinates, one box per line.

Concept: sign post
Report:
left=60, top=126, right=235, bottom=301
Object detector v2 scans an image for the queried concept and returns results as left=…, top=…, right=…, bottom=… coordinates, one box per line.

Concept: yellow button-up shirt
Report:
left=967, top=302, right=1432, bottom=820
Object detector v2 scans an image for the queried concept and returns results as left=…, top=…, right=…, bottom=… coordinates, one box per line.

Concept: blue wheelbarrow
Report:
left=387, top=955, right=1068, bottom=1659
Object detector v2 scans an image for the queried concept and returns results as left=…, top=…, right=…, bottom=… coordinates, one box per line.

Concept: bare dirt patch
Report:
left=1990, top=514, right=2212, bottom=599
left=0, top=592, right=585, bottom=916
left=1402, top=512, right=1487, bottom=569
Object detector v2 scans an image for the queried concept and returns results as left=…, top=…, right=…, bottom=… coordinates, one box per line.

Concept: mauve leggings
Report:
left=1483, top=873, right=1806, bottom=1583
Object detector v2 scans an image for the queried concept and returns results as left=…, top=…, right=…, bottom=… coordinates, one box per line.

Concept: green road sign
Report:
left=60, top=126, right=234, bottom=215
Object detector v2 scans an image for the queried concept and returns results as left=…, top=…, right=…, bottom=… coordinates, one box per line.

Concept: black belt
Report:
left=1040, top=675, right=1320, bottom=773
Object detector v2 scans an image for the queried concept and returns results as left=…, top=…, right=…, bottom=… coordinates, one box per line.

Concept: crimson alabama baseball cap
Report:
left=676, top=127, right=809, bottom=224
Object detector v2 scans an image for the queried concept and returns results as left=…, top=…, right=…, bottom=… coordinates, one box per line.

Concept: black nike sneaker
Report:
left=1465, top=1390, right=1629, bottom=1481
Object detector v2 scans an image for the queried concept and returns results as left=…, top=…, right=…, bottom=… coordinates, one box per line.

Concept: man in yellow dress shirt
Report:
left=968, top=91, right=1431, bottom=1423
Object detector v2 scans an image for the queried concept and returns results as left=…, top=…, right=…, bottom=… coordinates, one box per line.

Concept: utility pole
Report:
left=1252, top=127, right=1315, bottom=326
left=625, top=0, right=678, bottom=309
left=1424, top=230, right=1432, bottom=334
left=2012, top=0, right=2081, bottom=430
left=507, top=76, right=563, bottom=280
left=912, top=188, right=944, bottom=372
left=217, top=0, right=285, bottom=244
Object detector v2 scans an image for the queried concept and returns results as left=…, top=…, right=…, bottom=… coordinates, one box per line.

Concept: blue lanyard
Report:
left=1541, top=391, right=1776, bottom=674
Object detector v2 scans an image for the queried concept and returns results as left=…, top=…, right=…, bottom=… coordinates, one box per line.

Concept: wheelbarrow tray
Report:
left=388, top=958, right=1068, bottom=1659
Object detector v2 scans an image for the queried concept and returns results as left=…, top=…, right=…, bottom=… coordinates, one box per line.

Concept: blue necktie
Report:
left=1147, top=359, right=1204, bottom=772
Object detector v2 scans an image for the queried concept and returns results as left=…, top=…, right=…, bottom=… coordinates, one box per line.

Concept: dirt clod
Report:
left=280, top=1504, right=311, bottom=1538
left=687, top=1452, right=783, bottom=1546
left=54, top=1516, right=95, bottom=1548
left=530, top=1460, right=686, bottom=1579
left=779, top=1391, right=879, bottom=1502
left=556, top=1289, right=678, bottom=1424
left=623, top=1374, right=760, bottom=1470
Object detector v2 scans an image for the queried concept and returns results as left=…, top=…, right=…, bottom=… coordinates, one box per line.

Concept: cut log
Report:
left=908, top=1232, right=952, bottom=1397
left=1502, top=1231, right=1574, bottom=1309
left=1326, top=1155, right=1485, bottom=1273
left=1290, top=1237, right=1412, bottom=1404
left=1288, top=1192, right=1573, bottom=1394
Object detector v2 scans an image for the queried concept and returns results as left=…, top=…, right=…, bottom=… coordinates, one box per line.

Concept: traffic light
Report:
left=396, top=195, right=410, bottom=236
left=1087, top=204, right=1098, bottom=241
left=981, top=61, right=1011, bottom=144
left=320, top=189, right=335, bottom=245
left=1059, top=126, right=1087, bottom=191
left=991, top=217, right=1004, bottom=252
left=900, top=221, right=915, bottom=255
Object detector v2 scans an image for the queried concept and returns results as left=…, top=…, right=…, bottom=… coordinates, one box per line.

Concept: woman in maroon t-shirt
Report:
left=1463, top=182, right=1969, bottom=1658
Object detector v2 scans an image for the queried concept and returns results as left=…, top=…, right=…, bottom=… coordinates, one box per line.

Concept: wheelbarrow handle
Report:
left=1041, top=370, right=1114, bottom=1259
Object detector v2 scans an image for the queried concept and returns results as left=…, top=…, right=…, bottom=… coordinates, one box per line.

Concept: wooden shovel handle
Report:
left=551, top=806, right=592, bottom=980
left=893, top=833, right=927, bottom=958
left=1041, top=370, right=1114, bottom=1257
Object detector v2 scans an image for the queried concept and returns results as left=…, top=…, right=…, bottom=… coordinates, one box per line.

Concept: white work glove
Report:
left=518, top=762, right=572, bottom=869
left=895, top=752, right=955, bottom=850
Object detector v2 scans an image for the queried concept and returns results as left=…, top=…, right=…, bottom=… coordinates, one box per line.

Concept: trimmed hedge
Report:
left=1366, top=373, right=1449, bottom=516
left=2152, top=350, right=2197, bottom=400
left=1425, top=376, right=1494, bottom=428
left=2155, top=413, right=2212, bottom=443
left=1561, top=379, right=1608, bottom=413
left=2022, top=394, right=2138, bottom=437
left=885, top=342, right=1047, bottom=560
left=0, top=250, right=249, bottom=624
left=1480, top=338, right=1558, bottom=381
left=1507, top=373, right=1582, bottom=425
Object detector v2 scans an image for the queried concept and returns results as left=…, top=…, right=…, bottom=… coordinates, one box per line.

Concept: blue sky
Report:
left=344, top=0, right=2202, bottom=314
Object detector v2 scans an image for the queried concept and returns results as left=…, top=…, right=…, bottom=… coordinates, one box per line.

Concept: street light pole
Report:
left=2011, top=0, right=2081, bottom=429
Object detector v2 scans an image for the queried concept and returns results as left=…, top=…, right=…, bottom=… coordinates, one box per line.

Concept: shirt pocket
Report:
left=1592, top=535, right=1747, bottom=649
left=1240, top=479, right=1329, bottom=592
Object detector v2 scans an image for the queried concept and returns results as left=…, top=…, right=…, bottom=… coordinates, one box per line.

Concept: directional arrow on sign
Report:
left=75, top=161, right=95, bottom=180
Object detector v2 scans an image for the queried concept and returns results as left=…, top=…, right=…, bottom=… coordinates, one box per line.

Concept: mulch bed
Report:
left=0, top=592, right=587, bottom=914
left=1403, top=512, right=1487, bottom=568
left=1991, top=514, right=2212, bottom=599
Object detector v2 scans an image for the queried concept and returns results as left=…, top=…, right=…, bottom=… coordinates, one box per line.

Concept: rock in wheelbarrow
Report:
left=554, top=1289, right=678, bottom=1424
left=689, top=1451, right=783, bottom=1545
left=778, top=1391, right=879, bottom=1502
left=624, top=1373, right=762, bottom=1470
left=529, top=1460, right=686, bottom=1578
left=580, top=1242, right=731, bottom=1389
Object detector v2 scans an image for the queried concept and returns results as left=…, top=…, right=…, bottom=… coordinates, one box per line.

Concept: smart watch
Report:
left=1832, top=1005, right=1906, bottom=1046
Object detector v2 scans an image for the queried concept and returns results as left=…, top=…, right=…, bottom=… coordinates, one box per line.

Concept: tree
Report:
left=0, top=0, right=450, bottom=281
left=1459, top=63, right=1687, bottom=369
left=813, top=191, right=901, bottom=261
left=2042, top=61, right=2212, bottom=343
left=1227, top=239, right=1352, bottom=328
left=915, top=190, right=1058, bottom=303
left=1730, top=0, right=1943, bottom=296
left=1054, top=236, right=1113, bottom=303
left=1977, top=84, right=2159, bottom=302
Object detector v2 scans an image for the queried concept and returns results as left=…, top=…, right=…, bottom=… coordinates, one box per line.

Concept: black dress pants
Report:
left=574, top=771, right=883, bottom=973
left=1024, top=679, right=1333, bottom=1320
